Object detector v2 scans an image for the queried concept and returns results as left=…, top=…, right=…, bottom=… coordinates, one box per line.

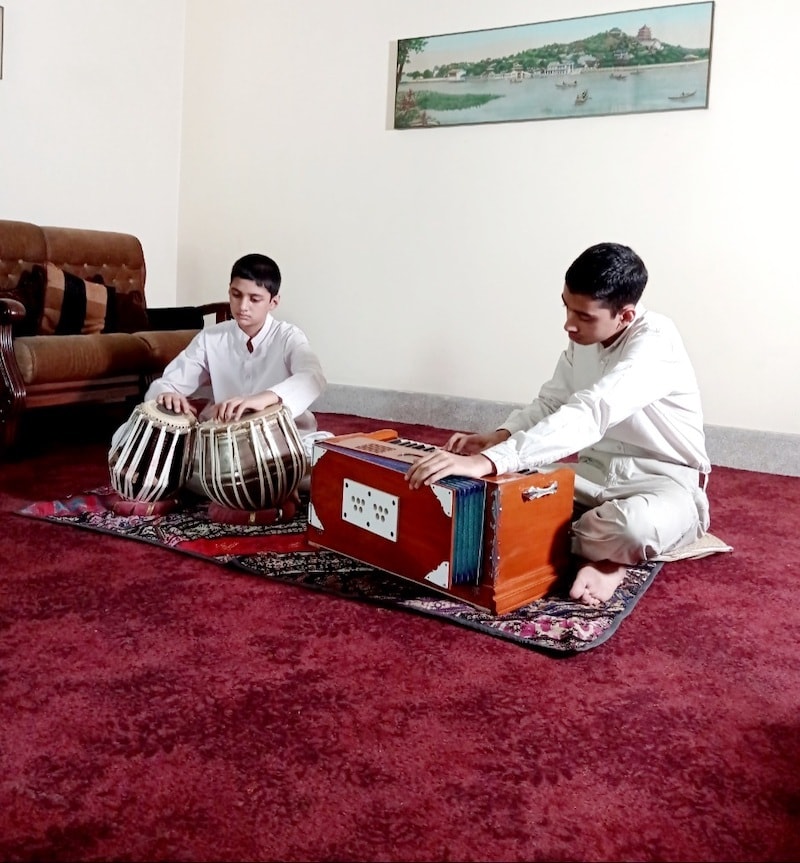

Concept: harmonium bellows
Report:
left=306, top=429, right=575, bottom=615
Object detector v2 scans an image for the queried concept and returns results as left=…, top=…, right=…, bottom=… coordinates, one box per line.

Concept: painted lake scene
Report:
left=394, top=2, right=714, bottom=129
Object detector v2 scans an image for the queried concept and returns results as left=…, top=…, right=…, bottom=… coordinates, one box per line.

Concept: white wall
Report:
left=179, top=0, right=799, bottom=437
left=1, top=1, right=796, bottom=440
left=0, top=0, right=186, bottom=306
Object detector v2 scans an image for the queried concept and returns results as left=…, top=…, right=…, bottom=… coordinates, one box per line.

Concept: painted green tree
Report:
left=395, top=38, right=427, bottom=93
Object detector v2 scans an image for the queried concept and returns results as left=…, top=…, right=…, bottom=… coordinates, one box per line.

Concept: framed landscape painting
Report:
left=394, top=2, right=714, bottom=129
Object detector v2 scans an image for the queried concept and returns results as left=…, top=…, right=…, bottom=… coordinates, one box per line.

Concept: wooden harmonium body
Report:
left=306, top=429, right=575, bottom=615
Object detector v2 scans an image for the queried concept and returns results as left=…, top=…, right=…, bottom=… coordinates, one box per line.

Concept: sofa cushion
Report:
left=38, top=263, right=109, bottom=335
left=105, top=285, right=151, bottom=333
left=134, top=329, right=199, bottom=373
left=13, top=333, right=154, bottom=385
left=0, top=266, right=46, bottom=336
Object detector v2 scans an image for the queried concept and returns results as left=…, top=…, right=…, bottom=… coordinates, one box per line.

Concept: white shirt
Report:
left=484, top=307, right=710, bottom=476
left=145, top=315, right=326, bottom=435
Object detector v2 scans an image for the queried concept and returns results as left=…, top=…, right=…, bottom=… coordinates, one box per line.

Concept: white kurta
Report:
left=145, top=315, right=326, bottom=436
left=483, top=308, right=711, bottom=563
left=485, top=307, right=709, bottom=475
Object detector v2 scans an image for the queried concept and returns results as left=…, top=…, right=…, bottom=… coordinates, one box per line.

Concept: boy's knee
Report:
left=571, top=503, right=653, bottom=564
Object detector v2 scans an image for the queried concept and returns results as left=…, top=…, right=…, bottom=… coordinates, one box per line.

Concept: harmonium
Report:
left=306, top=429, right=575, bottom=615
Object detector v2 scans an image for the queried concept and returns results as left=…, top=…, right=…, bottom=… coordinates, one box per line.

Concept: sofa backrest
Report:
left=0, top=220, right=146, bottom=297
left=0, top=220, right=48, bottom=294
left=42, top=225, right=146, bottom=297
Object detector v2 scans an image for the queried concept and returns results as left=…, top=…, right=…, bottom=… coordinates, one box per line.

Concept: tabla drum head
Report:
left=199, top=402, right=286, bottom=432
left=138, top=399, right=197, bottom=429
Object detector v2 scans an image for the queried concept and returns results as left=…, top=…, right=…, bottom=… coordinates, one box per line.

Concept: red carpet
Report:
left=1, top=405, right=800, bottom=862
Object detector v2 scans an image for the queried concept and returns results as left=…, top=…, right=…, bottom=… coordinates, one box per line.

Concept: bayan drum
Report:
left=108, top=400, right=197, bottom=506
left=194, top=403, right=308, bottom=514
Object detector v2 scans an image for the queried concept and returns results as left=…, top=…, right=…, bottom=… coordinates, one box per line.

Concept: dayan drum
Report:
left=109, top=400, right=197, bottom=503
left=194, top=403, right=308, bottom=512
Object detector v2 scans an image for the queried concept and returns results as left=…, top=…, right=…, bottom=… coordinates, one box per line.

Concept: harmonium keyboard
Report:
left=306, top=429, right=575, bottom=615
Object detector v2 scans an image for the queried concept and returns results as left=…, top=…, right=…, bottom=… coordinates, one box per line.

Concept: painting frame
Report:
left=0, top=6, right=4, bottom=80
left=393, top=2, right=714, bottom=129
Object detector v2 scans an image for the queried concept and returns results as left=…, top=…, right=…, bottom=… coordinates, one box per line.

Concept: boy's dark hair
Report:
left=230, top=253, right=282, bottom=297
left=565, top=242, right=648, bottom=314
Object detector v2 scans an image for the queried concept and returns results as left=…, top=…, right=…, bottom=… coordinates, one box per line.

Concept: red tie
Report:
left=246, top=338, right=254, bottom=354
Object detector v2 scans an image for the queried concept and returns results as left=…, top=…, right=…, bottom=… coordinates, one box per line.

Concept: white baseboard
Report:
left=315, top=384, right=800, bottom=478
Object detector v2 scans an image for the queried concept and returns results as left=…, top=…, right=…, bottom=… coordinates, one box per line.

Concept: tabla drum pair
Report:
left=108, top=400, right=307, bottom=520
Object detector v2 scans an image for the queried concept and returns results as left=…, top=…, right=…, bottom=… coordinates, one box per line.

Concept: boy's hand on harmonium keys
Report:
left=446, top=430, right=510, bottom=454
left=405, top=449, right=495, bottom=489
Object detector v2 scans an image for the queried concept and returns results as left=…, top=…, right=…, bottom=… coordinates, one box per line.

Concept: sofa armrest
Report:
left=196, top=302, right=232, bottom=323
left=146, top=306, right=204, bottom=331
left=145, top=301, right=231, bottom=331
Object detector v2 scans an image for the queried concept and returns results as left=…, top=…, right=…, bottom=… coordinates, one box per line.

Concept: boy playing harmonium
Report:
left=405, top=242, right=711, bottom=607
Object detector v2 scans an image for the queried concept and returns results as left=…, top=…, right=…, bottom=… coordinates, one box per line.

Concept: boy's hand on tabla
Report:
left=156, top=392, right=197, bottom=417
left=211, top=391, right=281, bottom=423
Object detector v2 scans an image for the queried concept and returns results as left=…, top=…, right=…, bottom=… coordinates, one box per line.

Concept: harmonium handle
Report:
left=520, top=480, right=560, bottom=502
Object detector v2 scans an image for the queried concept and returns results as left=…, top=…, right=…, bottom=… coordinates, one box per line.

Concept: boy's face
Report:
left=562, top=286, right=635, bottom=348
left=229, top=277, right=279, bottom=336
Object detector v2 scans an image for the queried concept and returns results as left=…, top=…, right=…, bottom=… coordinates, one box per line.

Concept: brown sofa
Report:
left=0, top=219, right=228, bottom=453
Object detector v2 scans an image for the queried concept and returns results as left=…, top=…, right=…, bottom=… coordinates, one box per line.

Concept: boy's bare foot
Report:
left=570, top=560, right=628, bottom=606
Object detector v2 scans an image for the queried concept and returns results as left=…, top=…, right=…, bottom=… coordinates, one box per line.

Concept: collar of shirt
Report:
left=239, top=314, right=274, bottom=351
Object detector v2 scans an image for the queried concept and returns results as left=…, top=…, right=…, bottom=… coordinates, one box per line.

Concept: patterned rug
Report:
left=18, top=488, right=666, bottom=653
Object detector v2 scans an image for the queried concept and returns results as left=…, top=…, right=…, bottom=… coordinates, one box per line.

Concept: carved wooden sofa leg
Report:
left=0, top=298, right=26, bottom=453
